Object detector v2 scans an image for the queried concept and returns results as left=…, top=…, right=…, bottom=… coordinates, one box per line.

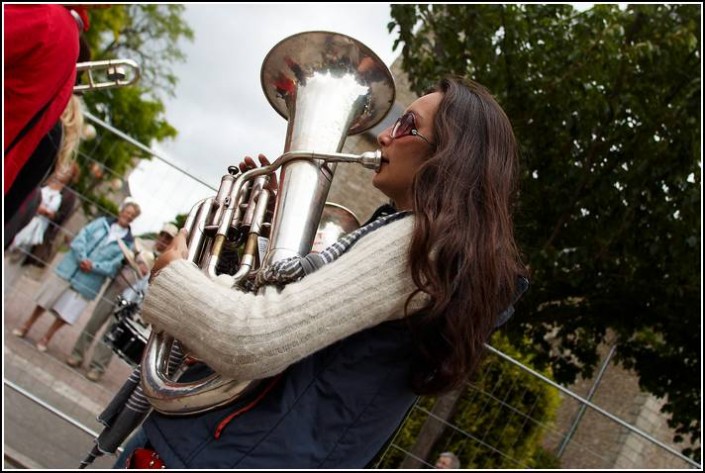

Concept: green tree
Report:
left=390, top=4, right=700, bottom=460
left=376, top=334, right=561, bottom=469
left=77, top=5, right=194, bottom=214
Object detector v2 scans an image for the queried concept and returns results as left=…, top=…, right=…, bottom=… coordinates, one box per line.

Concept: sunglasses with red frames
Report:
left=391, top=112, right=435, bottom=147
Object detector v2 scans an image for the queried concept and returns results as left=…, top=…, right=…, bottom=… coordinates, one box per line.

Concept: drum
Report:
left=103, top=308, right=152, bottom=366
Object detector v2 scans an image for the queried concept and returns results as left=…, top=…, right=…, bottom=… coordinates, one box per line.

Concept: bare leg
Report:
left=13, top=306, right=46, bottom=337
left=37, top=318, right=67, bottom=351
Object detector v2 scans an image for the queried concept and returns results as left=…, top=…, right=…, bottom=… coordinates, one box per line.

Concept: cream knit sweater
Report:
left=142, top=216, right=427, bottom=380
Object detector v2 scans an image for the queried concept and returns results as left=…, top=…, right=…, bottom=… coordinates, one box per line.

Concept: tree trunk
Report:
left=399, top=388, right=463, bottom=469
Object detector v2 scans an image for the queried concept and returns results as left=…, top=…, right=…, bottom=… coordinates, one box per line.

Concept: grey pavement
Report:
left=4, top=256, right=136, bottom=469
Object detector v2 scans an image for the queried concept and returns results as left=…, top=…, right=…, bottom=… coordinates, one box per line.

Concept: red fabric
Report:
left=126, top=448, right=166, bottom=469
left=214, top=374, right=282, bottom=439
left=70, top=6, right=91, bottom=32
left=4, top=5, right=79, bottom=194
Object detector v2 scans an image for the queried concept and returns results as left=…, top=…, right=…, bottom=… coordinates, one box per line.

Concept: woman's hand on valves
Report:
left=239, top=154, right=279, bottom=193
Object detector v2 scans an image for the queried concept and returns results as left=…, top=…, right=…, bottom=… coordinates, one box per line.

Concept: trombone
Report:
left=73, top=59, right=140, bottom=92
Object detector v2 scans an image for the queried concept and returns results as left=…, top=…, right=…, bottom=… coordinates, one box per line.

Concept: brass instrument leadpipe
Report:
left=206, top=149, right=380, bottom=278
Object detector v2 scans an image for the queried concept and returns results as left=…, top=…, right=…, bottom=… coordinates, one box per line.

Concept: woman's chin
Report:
left=371, top=173, right=384, bottom=192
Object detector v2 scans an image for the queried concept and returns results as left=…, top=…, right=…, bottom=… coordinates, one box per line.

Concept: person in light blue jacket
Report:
left=13, top=201, right=140, bottom=352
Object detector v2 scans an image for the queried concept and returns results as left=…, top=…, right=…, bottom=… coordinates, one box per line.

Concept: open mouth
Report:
left=376, top=157, right=389, bottom=173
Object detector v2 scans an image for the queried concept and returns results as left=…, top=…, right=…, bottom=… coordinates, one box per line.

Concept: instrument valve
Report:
left=203, top=224, right=220, bottom=236
left=107, top=66, right=127, bottom=81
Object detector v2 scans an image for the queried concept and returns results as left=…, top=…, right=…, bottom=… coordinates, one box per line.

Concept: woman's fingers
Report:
left=236, top=154, right=277, bottom=191
left=257, top=154, right=278, bottom=191
left=239, top=156, right=259, bottom=174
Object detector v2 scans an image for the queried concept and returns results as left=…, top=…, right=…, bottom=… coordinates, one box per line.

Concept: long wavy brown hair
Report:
left=407, top=77, right=526, bottom=395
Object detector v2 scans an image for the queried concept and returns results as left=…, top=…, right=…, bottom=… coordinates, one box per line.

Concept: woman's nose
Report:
left=377, top=126, right=392, bottom=147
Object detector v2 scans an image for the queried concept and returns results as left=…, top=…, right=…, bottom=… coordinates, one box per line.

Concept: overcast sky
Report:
left=127, top=4, right=398, bottom=235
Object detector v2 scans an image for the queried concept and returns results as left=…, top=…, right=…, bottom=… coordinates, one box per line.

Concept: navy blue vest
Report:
left=143, top=318, right=418, bottom=468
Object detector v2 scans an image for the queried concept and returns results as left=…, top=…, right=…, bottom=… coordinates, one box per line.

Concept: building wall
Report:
left=613, top=395, right=693, bottom=469
left=545, top=342, right=694, bottom=469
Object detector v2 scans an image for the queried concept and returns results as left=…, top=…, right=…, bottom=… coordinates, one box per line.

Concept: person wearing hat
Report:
left=66, top=239, right=154, bottom=382
left=155, top=222, right=178, bottom=254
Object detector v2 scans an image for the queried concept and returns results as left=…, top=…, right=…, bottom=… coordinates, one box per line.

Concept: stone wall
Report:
left=545, top=342, right=695, bottom=469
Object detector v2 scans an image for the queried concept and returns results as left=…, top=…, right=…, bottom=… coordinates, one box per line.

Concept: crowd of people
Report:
left=66, top=222, right=176, bottom=381
left=8, top=190, right=177, bottom=379
left=4, top=3, right=179, bottom=383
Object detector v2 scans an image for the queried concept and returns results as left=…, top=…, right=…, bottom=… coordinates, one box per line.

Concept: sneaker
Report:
left=12, top=327, right=28, bottom=338
left=36, top=341, right=48, bottom=352
left=66, top=355, right=82, bottom=368
left=86, top=369, right=103, bottom=382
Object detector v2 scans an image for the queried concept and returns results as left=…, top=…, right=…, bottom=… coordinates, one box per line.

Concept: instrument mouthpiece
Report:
left=359, top=150, right=382, bottom=171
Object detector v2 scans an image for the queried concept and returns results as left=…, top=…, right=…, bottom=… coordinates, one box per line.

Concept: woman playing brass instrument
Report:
left=118, top=77, right=528, bottom=469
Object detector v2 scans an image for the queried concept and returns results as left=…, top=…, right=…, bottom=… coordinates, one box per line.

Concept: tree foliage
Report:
left=376, top=334, right=561, bottom=469
left=389, top=4, right=701, bottom=459
left=84, top=4, right=193, bottom=99
left=76, top=5, right=193, bottom=215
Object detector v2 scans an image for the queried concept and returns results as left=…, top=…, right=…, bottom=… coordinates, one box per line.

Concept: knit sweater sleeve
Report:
left=141, top=217, right=427, bottom=380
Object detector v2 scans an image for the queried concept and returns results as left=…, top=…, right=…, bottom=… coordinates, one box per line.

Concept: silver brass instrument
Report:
left=73, top=59, right=141, bottom=92
left=313, top=203, right=361, bottom=252
left=140, top=31, right=395, bottom=414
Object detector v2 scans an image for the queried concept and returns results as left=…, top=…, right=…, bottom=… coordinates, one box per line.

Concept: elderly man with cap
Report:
left=154, top=222, right=178, bottom=254
left=66, top=223, right=166, bottom=382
